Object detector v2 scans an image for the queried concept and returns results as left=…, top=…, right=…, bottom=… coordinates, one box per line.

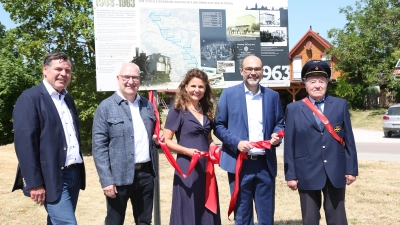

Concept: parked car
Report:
left=383, top=103, right=400, bottom=137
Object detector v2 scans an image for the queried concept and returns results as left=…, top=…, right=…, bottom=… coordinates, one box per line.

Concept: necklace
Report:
left=190, top=105, right=202, bottom=113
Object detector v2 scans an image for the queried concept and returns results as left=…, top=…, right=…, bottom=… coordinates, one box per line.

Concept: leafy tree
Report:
left=0, top=22, right=39, bottom=145
left=327, top=0, right=400, bottom=108
left=0, top=0, right=109, bottom=152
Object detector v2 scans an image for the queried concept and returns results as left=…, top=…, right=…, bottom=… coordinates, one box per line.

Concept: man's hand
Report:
left=153, top=134, right=164, bottom=145
left=287, top=180, right=298, bottom=191
left=103, top=184, right=118, bottom=198
left=270, top=133, right=281, bottom=145
left=30, top=185, right=46, bottom=206
left=237, top=140, right=253, bottom=153
left=345, top=175, right=356, bottom=185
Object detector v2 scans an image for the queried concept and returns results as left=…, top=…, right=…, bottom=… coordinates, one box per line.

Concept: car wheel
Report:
left=384, top=132, right=392, bottom=137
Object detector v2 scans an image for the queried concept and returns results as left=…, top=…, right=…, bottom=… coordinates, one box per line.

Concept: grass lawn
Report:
left=349, top=108, right=387, bottom=131
left=1, top=108, right=396, bottom=224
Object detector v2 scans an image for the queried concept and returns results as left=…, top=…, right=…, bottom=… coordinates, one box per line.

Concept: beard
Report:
left=245, top=78, right=260, bottom=87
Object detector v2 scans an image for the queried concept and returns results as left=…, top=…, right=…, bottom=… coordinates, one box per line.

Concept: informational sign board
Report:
left=94, top=0, right=289, bottom=91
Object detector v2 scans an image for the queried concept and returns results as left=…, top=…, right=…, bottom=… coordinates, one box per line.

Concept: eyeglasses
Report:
left=242, top=67, right=263, bottom=74
left=119, top=75, right=140, bottom=82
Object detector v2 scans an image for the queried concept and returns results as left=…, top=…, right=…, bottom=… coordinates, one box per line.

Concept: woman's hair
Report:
left=174, top=68, right=216, bottom=121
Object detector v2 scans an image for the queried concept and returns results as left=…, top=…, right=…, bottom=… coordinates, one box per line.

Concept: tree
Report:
left=0, top=22, right=39, bottom=145
left=327, top=0, right=400, bottom=108
left=0, top=0, right=109, bottom=152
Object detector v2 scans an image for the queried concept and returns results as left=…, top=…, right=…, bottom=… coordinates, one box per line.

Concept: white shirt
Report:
left=244, top=85, right=265, bottom=155
left=117, top=91, right=150, bottom=164
left=43, top=80, right=83, bottom=166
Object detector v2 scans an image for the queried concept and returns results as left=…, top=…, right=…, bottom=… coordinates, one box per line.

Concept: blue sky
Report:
left=0, top=1, right=356, bottom=49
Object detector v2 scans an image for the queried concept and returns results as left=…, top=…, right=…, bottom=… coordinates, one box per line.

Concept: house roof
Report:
left=289, top=29, right=333, bottom=58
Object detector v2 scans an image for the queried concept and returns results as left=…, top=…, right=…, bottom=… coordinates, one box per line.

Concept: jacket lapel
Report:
left=300, top=99, right=321, bottom=131
left=323, top=95, right=334, bottom=121
left=238, top=84, right=249, bottom=133
left=38, top=82, right=66, bottom=139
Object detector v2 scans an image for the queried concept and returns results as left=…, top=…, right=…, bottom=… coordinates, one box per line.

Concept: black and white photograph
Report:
left=131, top=48, right=172, bottom=86
left=200, top=39, right=236, bottom=68
left=217, top=60, right=235, bottom=74
left=260, top=10, right=281, bottom=26
left=200, top=67, right=225, bottom=87
left=260, top=27, right=288, bottom=46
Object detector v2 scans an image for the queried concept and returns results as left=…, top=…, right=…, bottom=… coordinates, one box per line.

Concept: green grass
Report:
left=349, top=108, right=387, bottom=131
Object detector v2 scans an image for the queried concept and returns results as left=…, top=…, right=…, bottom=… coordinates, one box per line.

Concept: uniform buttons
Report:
left=61, top=167, right=65, bottom=170
left=324, top=160, right=327, bottom=163
left=321, top=132, right=323, bottom=135
left=131, top=135, right=134, bottom=139
left=131, top=154, right=134, bottom=156
left=64, top=147, right=67, bottom=151
left=322, top=146, right=326, bottom=149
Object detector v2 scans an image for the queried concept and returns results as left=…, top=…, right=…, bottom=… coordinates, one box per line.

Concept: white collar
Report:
left=116, top=90, right=141, bottom=104
left=43, top=79, right=67, bottom=96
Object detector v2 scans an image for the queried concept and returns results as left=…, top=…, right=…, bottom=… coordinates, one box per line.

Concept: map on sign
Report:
left=139, top=8, right=200, bottom=84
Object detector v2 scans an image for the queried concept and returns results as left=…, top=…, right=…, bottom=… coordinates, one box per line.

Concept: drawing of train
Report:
left=132, top=48, right=171, bottom=85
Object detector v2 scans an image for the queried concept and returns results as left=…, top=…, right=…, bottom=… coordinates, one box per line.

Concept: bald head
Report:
left=241, top=55, right=263, bottom=68
left=118, top=62, right=140, bottom=75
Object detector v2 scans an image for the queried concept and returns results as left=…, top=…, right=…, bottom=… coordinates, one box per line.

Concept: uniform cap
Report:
left=301, top=60, right=331, bottom=81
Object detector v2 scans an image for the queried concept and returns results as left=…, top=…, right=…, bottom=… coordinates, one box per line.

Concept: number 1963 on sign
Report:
left=263, top=65, right=289, bottom=80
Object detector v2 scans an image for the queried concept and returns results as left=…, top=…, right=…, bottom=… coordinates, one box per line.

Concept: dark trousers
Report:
left=299, top=178, right=347, bottom=225
left=105, top=166, right=154, bottom=225
left=228, top=157, right=275, bottom=225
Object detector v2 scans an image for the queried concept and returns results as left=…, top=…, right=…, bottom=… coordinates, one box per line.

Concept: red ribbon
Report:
left=187, top=146, right=220, bottom=214
left=148, top=91, right=220, bottom=214
left=149, top=91, right=185, bottom=177
left=227, top=130, right=285, bottom=220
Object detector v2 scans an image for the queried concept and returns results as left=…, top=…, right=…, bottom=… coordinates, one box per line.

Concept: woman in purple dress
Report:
left=163, top=68, right=221, bottom=225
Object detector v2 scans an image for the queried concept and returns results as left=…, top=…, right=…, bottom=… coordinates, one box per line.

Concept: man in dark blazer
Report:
left=12, top=52, right=86, bottom=224
left=284, top=60, right=358, bottom=225
left=214, top=55, right=285, bottom=225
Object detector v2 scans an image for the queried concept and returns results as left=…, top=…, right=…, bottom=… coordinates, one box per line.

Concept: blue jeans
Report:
left=44, top=166, right=81, bottom=225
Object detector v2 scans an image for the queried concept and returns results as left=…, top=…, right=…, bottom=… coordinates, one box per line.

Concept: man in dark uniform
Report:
left=284, top=60, right=358, bottom=225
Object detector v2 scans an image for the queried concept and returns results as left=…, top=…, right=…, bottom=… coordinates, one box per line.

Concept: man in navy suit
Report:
left=284, top=60, right=358, bottom=225
left=12, top=52, right=86, bottom=224
left=214, top=55, right=285, bottom=225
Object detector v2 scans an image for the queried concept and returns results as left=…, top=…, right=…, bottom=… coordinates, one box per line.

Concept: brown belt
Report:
left=135, top=161, right=151, bottom=170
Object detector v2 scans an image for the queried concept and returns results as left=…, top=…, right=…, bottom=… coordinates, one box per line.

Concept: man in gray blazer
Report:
left=92, top=62, right=161, bottom=225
